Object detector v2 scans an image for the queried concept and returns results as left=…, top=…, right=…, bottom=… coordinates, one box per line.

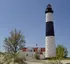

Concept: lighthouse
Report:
left=45, top=4, right=56, bottom=58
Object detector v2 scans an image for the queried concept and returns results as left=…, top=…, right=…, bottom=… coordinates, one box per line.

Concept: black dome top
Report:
left=45, top=4, right=53, bottom=13
left=47, top=4, right=52, bottom=8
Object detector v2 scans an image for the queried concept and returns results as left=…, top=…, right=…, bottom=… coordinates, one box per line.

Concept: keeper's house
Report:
left=18, top=47, right=45, bottom=59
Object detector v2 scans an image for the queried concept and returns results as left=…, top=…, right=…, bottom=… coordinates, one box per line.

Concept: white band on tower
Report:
left=45, top=36, right=56, bottom=57
left=46, top=13, right=53, bottom=22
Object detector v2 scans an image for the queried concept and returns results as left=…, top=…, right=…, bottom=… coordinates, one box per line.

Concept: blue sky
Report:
left=0, top=0, right=70, bottom=57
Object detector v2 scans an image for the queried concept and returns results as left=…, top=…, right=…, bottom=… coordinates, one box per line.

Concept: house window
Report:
left=30, top=50, right=32, bottom=52
left=34, top=49, right=35, bottom=52
left=41, top=49, right=42, bottom=52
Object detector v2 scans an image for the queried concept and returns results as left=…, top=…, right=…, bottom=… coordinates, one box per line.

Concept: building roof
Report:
left=22, top=47, right=45, bottom=52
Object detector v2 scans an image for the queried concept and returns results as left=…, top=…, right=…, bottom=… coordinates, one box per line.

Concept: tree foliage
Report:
left=56, top=45, right=68, bottom=59
left=4, top=29, right=25, bottom=53
left=34, top=51, right=40, bottom=60
left=3, top=29, right=26, bottom=64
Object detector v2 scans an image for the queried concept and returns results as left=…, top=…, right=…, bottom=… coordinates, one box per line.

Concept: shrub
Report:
left=34, top=52, right=40, bottom=60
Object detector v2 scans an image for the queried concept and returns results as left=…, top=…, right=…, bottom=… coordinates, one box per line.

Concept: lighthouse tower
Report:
left=45, top=4, right=56, bottom=58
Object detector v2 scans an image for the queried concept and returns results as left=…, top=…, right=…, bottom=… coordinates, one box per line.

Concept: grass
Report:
left=44, top=57, right=70, bottom=60
left=61, top=57, right=70, bottom=60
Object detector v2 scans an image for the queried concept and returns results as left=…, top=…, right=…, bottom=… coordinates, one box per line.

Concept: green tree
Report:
left=4, top=29, right=25, bottom=53
left=56, top=45, right=68, bottom=59
left=3, top=29, right=26, bottom=64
